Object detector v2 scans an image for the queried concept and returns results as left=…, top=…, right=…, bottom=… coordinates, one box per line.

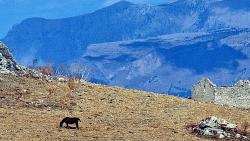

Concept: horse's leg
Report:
left=66, top=123, right=69, bottom=128
left=76, top=122, right=79, bottom=129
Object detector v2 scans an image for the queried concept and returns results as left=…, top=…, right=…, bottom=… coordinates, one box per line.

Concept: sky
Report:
left=0, top=0, right=174, bottom=38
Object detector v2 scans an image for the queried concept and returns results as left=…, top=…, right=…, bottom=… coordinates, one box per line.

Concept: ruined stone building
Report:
left=192, top=78, right=250, bottom=109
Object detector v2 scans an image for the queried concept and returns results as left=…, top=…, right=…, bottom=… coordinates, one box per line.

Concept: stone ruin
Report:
left=190, top=116, right=249, bottom=140
left=192, top=78, right=250, bottom=109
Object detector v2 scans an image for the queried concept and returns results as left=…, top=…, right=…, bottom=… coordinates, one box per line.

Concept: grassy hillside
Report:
left=0, top=74, right=249, bottom=141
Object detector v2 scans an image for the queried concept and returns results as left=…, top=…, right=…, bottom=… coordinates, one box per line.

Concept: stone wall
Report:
left=192, top=78, right=250, bottom=109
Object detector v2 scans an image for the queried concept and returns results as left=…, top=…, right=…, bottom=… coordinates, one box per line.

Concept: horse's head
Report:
left=78, top=118, right=81, bottom=122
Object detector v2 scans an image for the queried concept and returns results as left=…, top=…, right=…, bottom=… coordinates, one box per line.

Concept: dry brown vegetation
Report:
left=67, top=78, right=78, bottom=91
left=0, top=74, right=249, bottom=141
left=38, top=66, right=53, bottom=76
left=240, top=121, right=250, bottom=137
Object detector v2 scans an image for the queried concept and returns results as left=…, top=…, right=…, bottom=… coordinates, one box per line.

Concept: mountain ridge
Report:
left=4, top=0, right=250, bottom=64
left=79, top=28, right=250, bottom=97
left=2, top=0, right=250, bottom=97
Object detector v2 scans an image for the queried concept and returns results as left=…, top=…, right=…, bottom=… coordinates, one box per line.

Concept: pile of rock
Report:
left=191, top=116, right=248, bottom=140
left=23, top=68, right=68, bottom=83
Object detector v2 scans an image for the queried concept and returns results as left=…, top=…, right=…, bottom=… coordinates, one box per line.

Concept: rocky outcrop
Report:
left=0, top=42, right=69, bottom=83
left=0, top=42, right=25, bottom=74
left=192, top=78, right=250, bottom=109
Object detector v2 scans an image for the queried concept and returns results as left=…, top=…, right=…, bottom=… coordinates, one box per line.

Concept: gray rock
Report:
left=235, top=133, right=248, bottom=140
left=0, top=42, right=25, bottom=74
left=192, top=116, right=247, bottom=140
left=236, top=133, right=241, bottom=139
left=57, top=77, right=67, bottom=83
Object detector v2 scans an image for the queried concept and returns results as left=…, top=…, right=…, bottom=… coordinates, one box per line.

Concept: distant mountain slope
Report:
left=80, top=28, right=250, bottom=97
left=2, top=0, right=250, bottom=65
left=2, top=0, right=250, bottom=97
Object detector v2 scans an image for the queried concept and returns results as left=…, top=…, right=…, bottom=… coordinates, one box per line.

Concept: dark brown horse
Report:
left=60, top=117, right=81, bottom=129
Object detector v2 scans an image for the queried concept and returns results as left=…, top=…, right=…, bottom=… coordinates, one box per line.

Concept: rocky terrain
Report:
left=0, top=42, right=24, bottom=74
left=0, top=42, right=62, bottom=82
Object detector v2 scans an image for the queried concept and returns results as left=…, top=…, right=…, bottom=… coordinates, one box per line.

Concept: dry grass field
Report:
left=0, top=74, right=249, bottom=141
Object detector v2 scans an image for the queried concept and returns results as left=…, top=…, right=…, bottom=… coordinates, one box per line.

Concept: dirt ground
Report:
left=0, top=74, right=249, bottom=141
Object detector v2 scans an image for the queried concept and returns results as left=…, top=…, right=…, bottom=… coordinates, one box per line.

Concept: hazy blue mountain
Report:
left=80, top=28, right=250, bottom=97
left=3, top=0, right=250, bottom=65
left=2, top=0, right=250, bottom=97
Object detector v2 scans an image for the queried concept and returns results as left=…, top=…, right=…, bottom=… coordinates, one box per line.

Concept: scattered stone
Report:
left=236, top=134, right=241, bottom=138
left=191, top=116, right=249, bottom=140
left=58, top=77, right=67, bottom=83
